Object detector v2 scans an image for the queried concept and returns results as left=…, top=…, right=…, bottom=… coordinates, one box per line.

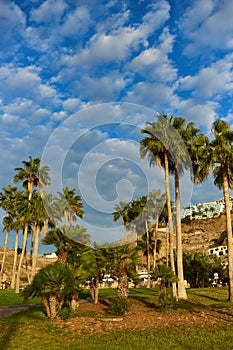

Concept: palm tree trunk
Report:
left=31, top=225, right=40, bottom=280
left=71, top=291, right=79, bottom=311
left=41, top=294, right=50, bottom=318
left=16, top=224, right=28, bottom=293
left=94, top=278, right=99, bottom=304
left=49, top=292, right=57, bottom=320
left=164, top=150, right=177, bottom=299
left=222, top=169, right=233, bottom=301
left=146, top=219, right=151, bottom=288
left=175, top=166, right=187, bottom=300
left=11, top=230, right=19, bottom=289
left=118, top=267, right=129, bottom=299
left=0, top=230, right=9, bottom=285
left=57, top=248, right=68, bottom=266
left=153, top=215, right=159, bottom=270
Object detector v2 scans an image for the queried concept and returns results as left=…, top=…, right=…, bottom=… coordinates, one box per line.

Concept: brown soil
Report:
left=1, top=297, right=233, bottom=333
left=57, top=299, right=233, bottom=333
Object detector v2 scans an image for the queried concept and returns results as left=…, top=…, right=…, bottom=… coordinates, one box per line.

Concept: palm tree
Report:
left=23, top=263, right=74, bottom=320
left=148, top=189, right=166, bottom=269
left=211, top=120, right=233, bottom=301
left=171, top=117, right=201, bottom=300
left=140, top=115, right=177, bottom=298
left=80, top=244, right=107, bottom=304
left=13, top=156, right=50, bottom=200
left=113, top=201, right=130, bottom=241
left=192, top=120, right=233, bottom=300
left=43, top=225, right=90, bottom=266
left=29, top=191, right=49, bottom=280
left=0, top=186, right=22, bottom=286
left=55, top=187, right=84, bottom=225
left=106, top=244, right=140, bottom=299
left=13, top=156, right=50, bottom=293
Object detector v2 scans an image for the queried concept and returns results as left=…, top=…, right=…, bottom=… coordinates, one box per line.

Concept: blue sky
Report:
left=0, top=0, right=233, bottom=252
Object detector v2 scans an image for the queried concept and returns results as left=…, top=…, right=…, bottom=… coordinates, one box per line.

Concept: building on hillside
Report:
left=208, top=245, right=228, bottom=257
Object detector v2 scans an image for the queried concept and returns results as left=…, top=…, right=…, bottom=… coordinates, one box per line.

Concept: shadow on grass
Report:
left=0, top=307, right=46, bottom=350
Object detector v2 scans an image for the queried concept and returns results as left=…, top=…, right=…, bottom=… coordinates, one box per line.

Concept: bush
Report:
left=57, top=307, right=72, bottom=320
left=109, top=297, right=130, bottom=316
left=158, top=294, right=175, bottom=311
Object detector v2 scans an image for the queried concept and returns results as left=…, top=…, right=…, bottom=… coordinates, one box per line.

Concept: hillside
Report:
left=0, top=251, right=57, bottom=287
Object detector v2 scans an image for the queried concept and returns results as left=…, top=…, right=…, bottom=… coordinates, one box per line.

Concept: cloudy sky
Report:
left=0, top=0, right=233, bottom=251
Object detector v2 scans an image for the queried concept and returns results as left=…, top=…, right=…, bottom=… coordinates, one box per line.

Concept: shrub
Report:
left=109, top=297, right=130, bottom=316
left=57, top=307, right=72, bottom=320
left=158, top=293, right=175, bottom=310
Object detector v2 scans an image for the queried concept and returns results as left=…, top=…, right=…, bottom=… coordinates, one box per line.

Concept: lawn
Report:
left=0, top=287, right=233, bottom=350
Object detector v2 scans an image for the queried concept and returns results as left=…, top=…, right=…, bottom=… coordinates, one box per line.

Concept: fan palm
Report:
left=113, top=201, right=130, bottom=241
left=140, top=114, right=177, bottom=298
left=23, top=263, right=74, bottom=319
left=211, top=120, right=233, bottom=300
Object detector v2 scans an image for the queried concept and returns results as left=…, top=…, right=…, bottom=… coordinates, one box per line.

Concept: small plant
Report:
left=158, top=293, right=176, bottom=310
left=109, top=297, right=130, bottom=316
left=57, top=307, right=72, bottom=320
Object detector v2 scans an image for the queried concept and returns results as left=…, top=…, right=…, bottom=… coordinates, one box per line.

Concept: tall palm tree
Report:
left=0, top=186, right=20, bottom=285
left=170, top=117, right=200, bottom=300
left=211, top=120, right=233, bottom=301
left=43, top=187, right=85, bottom=265
left=113, top=201, right=130, bottom=241
left=55, top=187, right=84, bottom=225
left=148, top=189, right=166, bottom=269
left=29, top=191, right=49, bottom=280
left=13, top=155, right=50, bottom=201
left=140, top=115, right=177, bottom=298
left=13, top=156, right=50, bottom=293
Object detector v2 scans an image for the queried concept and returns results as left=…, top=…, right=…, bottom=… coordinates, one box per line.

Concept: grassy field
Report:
left=0, top=288, right=233, bottom=350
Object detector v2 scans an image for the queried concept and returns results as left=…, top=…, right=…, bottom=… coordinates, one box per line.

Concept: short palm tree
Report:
left=106, top=244, right=140, bottom=299
left=23, top=263, right=74, bottom=320
left=80, top=244, right=107, bottom=304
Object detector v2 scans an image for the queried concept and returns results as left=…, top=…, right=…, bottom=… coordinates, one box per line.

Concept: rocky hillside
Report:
left=156, top=213, right=231, bottom=258
left=0, top=251, right=57, bottom=287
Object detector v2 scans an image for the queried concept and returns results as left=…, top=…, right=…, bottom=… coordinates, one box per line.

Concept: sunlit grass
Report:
left=1, top=287, right=233, bottom=350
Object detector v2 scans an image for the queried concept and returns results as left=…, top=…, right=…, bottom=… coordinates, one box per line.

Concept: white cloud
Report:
left=0, top=65, right=60, bottom=106
left=179, top=54, right=233, bottom=99
left=30, top=0, right=67, bottom=24
left=175, top=98, right=217, bottom=129
left=0, top=0, right=25, bottom=58
left=129, top=27, right=177, bottom=82
left=180, top=0, right=233, bottom=56
left=124, top=82, right=178, bottom=113
left=71, top=72, right=130, bottom=101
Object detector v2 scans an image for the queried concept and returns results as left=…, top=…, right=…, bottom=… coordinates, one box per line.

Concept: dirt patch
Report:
left=59, top=299, right=233, bottom=334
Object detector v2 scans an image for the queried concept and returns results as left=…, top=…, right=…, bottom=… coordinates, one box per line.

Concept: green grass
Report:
left=1, top=287, right=233, bottom=349
left=0, top=307, right=233, bottom=350
left=0, top=289, right=42, bottom=306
